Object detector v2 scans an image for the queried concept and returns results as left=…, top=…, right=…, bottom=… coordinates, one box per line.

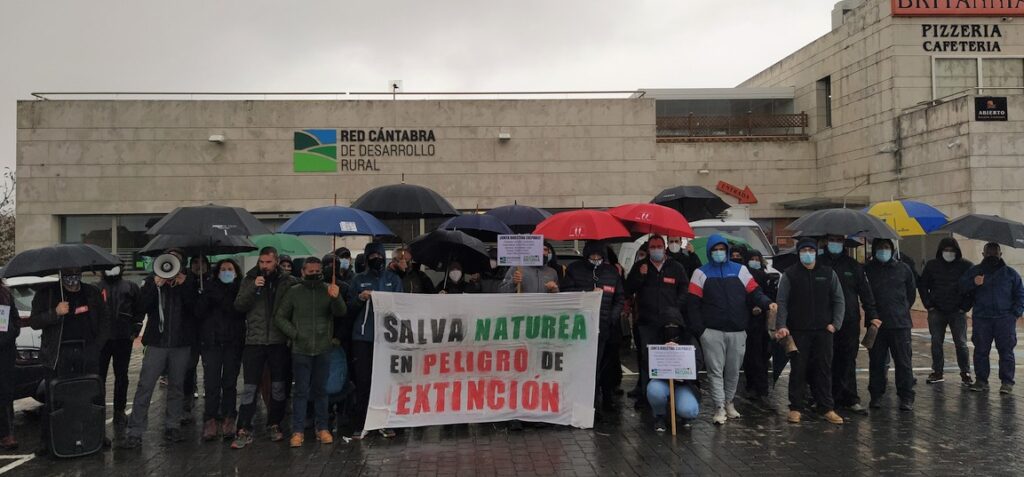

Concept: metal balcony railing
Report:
left=656, top=112, right=808, bottom=141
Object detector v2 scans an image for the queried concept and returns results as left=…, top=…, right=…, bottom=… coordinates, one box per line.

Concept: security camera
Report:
left=208, top=134, right=225, bottom=144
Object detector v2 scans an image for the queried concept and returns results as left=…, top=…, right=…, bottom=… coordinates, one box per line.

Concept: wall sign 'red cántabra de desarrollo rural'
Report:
left=293, top=128, right=437, bottom=173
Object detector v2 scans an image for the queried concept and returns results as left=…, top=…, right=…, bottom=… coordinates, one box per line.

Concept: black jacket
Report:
left=436, top=276, right=480, bottom=294
left=776, top=263, right=845, bottom=331
left=625, top=258, right=689, bottom=329
left=864, top=239, right=917, bottom=329
left=140, top=274, right=199, bottom=348
left=234, top=266, right=300, bottom=346
left=819, top=251, right=879, bottom=326
left=667, top=249, right=702, bottom=277
left=29, top=283, right=108, bottom=369
left=562, top=256, right=625, bottom=332
left=98, top=276, right=145, bottom=340
left=919, top=237, right=974, bottom=313
left=198, top=276, right=246, bottom=346
left=398, top=269, right=436, bottom=294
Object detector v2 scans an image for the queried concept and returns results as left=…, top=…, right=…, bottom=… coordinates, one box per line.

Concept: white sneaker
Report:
left=712, top=407, right=727, bottom=425
left=725, top=402, right=741, bottom=419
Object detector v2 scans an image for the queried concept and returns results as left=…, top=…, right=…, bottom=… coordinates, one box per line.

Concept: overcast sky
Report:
left=0, top=0, right=834, bottom=170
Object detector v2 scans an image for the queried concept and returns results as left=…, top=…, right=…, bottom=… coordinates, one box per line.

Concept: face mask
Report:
left=62, top=274, right=82, bottom=289
left=543, top=254, right=551, bottom=263
left=942, top=251, right=956, bottom=263
left=710, top=250, right=727, bottom=263
left=589, top=259, right=603, bottom=267
left=104, top=266, right=121, bottom=278
left=827, top=242, right=844, bottom=255
left=304, top=273, right=323, bottom=282
left=668, top=243, right=681, bottom=253
left=799, top=252, right=816, bottom=265
left=339, top=258, right=351, bottom=270
left=875, top=249, right=892, bottom=263
left=649, top=249, right=666, bottom=262
left=489, top=259, right=498, bottom=269
left=448, top=270, right=463, bottom=282
left=219, top=271, right=236, bottom=284
left=368, top=257, right=385, bottom=270
left=747, top=260, right=762, bottom=270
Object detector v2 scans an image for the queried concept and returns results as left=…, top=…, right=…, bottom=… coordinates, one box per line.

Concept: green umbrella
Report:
left=690, top=233, right=751, bottom=264
left=212, top=233, right=317, bottom=261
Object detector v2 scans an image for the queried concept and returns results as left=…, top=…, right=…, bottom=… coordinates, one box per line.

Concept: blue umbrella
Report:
left=484, top=204, right=551, bottom=234
left=279, top=206, right=393, bottom=237
left=439, top=214, right=514, bottom=242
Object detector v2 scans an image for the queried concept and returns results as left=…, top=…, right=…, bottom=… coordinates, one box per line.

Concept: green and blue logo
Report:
left=293, top=129, right=337, bottom=172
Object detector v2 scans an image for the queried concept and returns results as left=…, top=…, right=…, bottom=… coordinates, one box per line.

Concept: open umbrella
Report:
left=938, top=213, right=1024, bottom=248
left=484, top=204, right=552, bottom=234
left=351, top=182, right=460, bottom=219
left=788, top=208, right=900, bottom=240
left=146, top=204, right=271, bottom=237
left=609, top=203, right=695, bottom=238
left=866, top=200, right=948, bottom=237
left=651, top=186, right=730, bottom=221
left=279, top=206, right=393, bottom=237
left=439, top=214, right=513, bottom=242
left=408, top=229, right=490, bottom=275
left=533, top=210, right=631, bottom=241
left=2, top=244, right=121, bottom=278
left=138, top=234, right=257, bottom=257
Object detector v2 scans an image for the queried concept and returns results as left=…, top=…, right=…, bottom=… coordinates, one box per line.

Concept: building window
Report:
left=934, top=58, right=979, bottom=99
left=816, top=76, right=832, bottom=129
left=61, top=216, right=114, bottom=249
left=981, top=58, right=1024, bottom=91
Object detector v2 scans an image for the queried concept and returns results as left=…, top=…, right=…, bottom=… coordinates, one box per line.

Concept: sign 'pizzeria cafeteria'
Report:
left=893, top=1, right=1024, bottom=16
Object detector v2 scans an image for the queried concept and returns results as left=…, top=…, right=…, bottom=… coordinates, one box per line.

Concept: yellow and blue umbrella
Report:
left=866, top=200, right=948, bottom=237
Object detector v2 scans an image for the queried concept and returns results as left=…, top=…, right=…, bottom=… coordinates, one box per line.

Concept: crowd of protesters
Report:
left=1, top=232, right=1022, bottom=454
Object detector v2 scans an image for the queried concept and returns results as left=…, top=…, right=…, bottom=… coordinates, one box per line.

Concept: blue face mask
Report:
left=875, top=249, right=892, bottom=263
left=827, top=242, right=844, bottom=255
left=747, top=260, right=762, bottom=270
left=339, top=258, right=351, bottom=270
left=710, top=250, right=727, bottom=263
left=219, top=270, right=236, bottom=284
left=649, top=249, right=665, bottom=262
left=799, top=252, right=816, bottom=265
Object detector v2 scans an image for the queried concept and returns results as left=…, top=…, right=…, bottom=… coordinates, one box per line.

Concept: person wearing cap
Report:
left=561, top=241, right=625, bottom=414
left=819, top=234, right=879, bottom=414
left=864, top=238, right=917, bottom=411
left=961, top=242, right=1024, bottom=394
left=687, top=234, right=774, bottom=425
left=775, top=238, right=846, bottom=425
left=278, top=255, right=295, bottom=277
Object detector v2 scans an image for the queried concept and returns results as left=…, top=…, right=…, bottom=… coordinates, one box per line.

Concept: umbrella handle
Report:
left=516, top=266, right=522, bottom=294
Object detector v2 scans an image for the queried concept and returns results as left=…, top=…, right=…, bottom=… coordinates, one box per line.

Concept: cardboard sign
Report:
left=497, top=234, right=545, bottom=267
left=364, top=291, right=602, bottom=430
left=647, top=345, right=697, bottom=380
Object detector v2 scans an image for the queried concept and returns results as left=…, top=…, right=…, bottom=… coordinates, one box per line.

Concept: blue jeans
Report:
left=973, top=317, right=1018, bottom=385
left=646, top=380, right=699, bottom=420
left=292, top=352, right=331, bottom=432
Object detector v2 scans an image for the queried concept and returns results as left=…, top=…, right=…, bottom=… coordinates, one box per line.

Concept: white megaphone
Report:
left=153, top=253, right=182, bottom=279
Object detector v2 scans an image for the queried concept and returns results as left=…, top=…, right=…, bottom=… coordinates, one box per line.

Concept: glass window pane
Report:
left=935, top=58, right=978, bottom=99
left=115, top=215, right=162, bottom=252
left=982, top=58, right=1024, bottom=89
left=61, top=216, right=112, bottom=248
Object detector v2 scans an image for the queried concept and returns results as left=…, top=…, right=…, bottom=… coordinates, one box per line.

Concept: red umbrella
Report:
left=609, top=203, right=695, bottom=238
left=533, top=210, right=631, bottom=241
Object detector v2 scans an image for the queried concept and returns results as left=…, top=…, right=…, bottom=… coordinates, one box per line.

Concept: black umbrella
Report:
left=484, top=204, right=552, bottom=234
left=651, top=186, right=731, bottom=221
left=408, top=229, right=490, bottom=275
left=788, top=208, right=900, bottom=240
left=146, top=204, right=271, bottom=237
left=938, top=213, right=1024, bottom=249
left=439, top=214, right=513, bottom=242
left=2, top=243, right=120, bottom=278
left=138, top=234, right=258, bottom=257
left=352, top=183, right=460, bottom=220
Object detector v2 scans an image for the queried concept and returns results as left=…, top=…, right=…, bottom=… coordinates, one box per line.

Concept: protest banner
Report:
left=497, top=234, right=544, bottom=267
left=363, top=291, right=602, bottom=430
left=647, top=345, right=697, bottom=380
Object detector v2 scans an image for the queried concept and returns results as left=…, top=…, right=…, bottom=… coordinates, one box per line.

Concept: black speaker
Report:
left=47, top=374, right=105, bottom=458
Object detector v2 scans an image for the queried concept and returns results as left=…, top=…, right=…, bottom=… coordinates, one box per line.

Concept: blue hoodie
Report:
left=349, top=242, right=403, bottom=342
left=687, top=234, right=771, bottom=335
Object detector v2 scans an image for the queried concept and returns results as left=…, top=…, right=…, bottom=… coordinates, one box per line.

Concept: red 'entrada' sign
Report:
left=716, top=181, right=758, bottom=204
left=892, top=0, right=1024, bottom=16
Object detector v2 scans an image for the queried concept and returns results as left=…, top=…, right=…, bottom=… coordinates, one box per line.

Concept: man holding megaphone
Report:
left=121, top=249, right=199, bottom=449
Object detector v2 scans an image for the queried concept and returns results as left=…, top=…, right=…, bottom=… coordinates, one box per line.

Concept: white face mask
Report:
left=448, top=270, right=463, bottom=282
left=668, top=243, right=682, bottom=253
left=942, top=251, right=956, bottom=263
left=104, top=266, right=121, bottom=277
left=489, top=259, right=498, bottom=269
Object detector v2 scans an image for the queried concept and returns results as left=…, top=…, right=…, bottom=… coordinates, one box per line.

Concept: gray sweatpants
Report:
left=700, top=328, right=747, bottom=408
left=126, top=346, right=191, bottom=439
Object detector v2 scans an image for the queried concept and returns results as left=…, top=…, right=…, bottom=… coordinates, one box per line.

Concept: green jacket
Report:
left=234, top=266, right=300, bottom=346
left=274, top=280, right=347, bottom=356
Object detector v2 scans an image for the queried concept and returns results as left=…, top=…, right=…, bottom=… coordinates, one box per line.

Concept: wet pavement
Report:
left=3, top=326, right=1024, bottom=476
